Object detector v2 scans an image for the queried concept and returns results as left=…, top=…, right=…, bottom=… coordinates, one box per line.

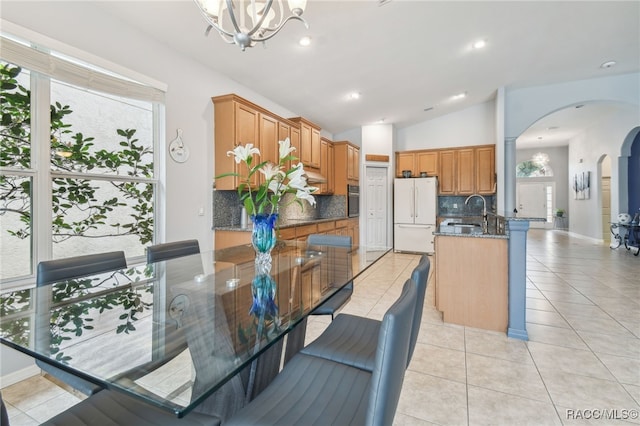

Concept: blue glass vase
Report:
left=251, top=213, right=278, bottom=275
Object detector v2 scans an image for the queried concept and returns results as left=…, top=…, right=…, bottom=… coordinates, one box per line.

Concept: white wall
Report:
left=396, top=101, right=496, bottom=151
left=567, top=108, right=640, bottom=239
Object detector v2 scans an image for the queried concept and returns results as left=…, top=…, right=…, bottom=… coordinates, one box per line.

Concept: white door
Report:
left=394, top=179, right=415, bottom=224
left=366, top=167, right=388, bottom=248
left=516, top=182, right=548, bottom=229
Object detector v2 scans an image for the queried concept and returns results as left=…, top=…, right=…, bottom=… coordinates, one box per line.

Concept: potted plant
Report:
left=555, top=208, right=565, bottom=217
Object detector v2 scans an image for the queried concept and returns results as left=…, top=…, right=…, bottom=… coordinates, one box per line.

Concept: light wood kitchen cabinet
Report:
left=213, top=94, right=261, bottom=190
left=396, top=152, right=416, bottom=177
left=333, top=141, right=360, bottom=195
left=319, top=138, right=334, bottom=194
left=289, top=117, right=321, bottom=169
left=438, top=150, right=456, bottom=194
left=417, top=151, right=438, bottom=176
left=279, top=121, right=301, bottom=170
left=395, top=151, right=438, bottom=178
left=348, top=217, right=360, bottom=248
left=435, top=235, right=508, bottom=332
left=259, top=113, right=278, bottom=184
left=475, top=145, right=496, bottom=194
left=456, top=148, right=475, bottom=194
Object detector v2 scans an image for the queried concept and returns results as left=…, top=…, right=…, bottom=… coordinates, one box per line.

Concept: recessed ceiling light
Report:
left=347, top=92, right=361, bottom=100
left=472, top=39, right=487, bottom=49
left=600, top=60, right=616, bottom=69
left=451, top=92, right=466, bottom=100
left=299, top=36, right=311, bottom=47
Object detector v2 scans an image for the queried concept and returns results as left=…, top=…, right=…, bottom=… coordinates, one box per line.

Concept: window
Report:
left=516, top=152, right=554, bottom=177
left=1, top=35, right=164, bottom=286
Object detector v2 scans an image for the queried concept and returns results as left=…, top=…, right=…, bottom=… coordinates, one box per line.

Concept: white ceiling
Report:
left=21, top=1, right=640, bottom=147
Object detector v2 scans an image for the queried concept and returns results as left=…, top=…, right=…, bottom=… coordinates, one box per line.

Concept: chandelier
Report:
left=193, top=0, right=309, bottom=51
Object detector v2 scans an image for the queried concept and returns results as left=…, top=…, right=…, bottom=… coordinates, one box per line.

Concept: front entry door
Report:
left=516, top=182, right=548, bottom=229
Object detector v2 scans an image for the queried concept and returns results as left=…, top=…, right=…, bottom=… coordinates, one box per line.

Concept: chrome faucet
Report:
left=465, top=194, right=488, bottom=234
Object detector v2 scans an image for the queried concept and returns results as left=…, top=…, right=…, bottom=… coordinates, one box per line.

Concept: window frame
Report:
left=1, top=29, right=166, bottom=290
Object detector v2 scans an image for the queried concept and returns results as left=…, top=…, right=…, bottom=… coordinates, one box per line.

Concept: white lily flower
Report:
left=278, top=138, right=296, bottom=161
left=259, top=162, right=284, bottom=181
left=227, top=144, right=260, bottom=164
left=296, top=189, right=316, bottom=206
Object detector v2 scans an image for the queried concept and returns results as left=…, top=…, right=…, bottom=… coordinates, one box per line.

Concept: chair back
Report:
left=0, top=391, right=9, bottom=426
left=37, top=251, right=127, bottom=287
left=146, top=239, right=200, bottom=263
left=366, top=278, right=417, bottom=426
left=407, top=254, right=431, bottom=365
left=307, top=234, right=352, bottom=248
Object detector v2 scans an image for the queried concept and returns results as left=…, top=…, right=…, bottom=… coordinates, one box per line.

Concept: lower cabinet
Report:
left=435, top=235, right=508, bottom=332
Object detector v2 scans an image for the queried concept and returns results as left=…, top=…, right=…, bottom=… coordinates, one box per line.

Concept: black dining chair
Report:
left=146, top=239, right=200, bottom=263
left=300, top=254, right=431, bottom=371
left=224, top=277, right=418, bottom=426
left=36, top=251, right=128, bottom=396
left=307, top=234, right=353, bottom=320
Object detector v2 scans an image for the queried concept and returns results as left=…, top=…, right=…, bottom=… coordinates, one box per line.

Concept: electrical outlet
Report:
left=453, top=203, right=458, bottom=209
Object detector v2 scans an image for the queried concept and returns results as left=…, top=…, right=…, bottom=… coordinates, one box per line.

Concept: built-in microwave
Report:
left=347, top=185, right=359, bottom=217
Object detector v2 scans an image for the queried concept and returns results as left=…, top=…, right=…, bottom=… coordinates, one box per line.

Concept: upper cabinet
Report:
left=396, top=151, right=438, bottom=178
left=213, top=94, right=261, bottom=190
left=397, top=145, right=495, bottom=195
left=319, top=138, right=335, bottom=194
left=289, top=117, right=321, bottom=169
left=213, top=94, right=332, bottom=192
left=333, top=141, right=360, bottom=195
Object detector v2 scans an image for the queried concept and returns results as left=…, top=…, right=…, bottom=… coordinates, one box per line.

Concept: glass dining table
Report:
left=0, top=241, right=390, bottom=419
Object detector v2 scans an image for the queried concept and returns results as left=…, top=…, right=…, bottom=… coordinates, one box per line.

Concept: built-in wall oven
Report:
left=347, top=184, right=359, bottom=217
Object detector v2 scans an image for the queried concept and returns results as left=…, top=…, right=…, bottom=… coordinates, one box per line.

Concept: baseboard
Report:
left=0, top=364, right=41, bottom=389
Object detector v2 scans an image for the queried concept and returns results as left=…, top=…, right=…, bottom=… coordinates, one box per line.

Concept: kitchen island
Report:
left=434, top=215, right=544, bottom=339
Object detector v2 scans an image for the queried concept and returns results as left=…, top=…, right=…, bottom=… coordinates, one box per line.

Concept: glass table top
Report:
left=0, top=241, right=390, bottom=417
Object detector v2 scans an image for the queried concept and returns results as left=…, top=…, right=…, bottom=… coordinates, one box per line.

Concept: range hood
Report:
left=304, top=169, right=327, bottom=184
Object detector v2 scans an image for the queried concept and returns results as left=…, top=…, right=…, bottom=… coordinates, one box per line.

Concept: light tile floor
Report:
left=3, top=229, right=639, bottom=425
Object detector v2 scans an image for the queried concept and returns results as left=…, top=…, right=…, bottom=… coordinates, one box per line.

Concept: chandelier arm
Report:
left=224, top=0, right=244, bottom=35
left=246, top=0, right=275, bottom=37
left=193, top=0, right=237, bottom=38
left=250, top=15, right=308, bottom=41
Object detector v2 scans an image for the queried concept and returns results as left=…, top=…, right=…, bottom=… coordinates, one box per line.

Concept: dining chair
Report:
left=300, top=254, right=430, bottom=371
left=224, top=277, right=417, bottom=426
left=146, top=239, right=200, bottom=263
left=36, top=251, right=127, bottom=396
left=307, top=234, right=353, bottom=320
left=1, top=391, right=9, bottom=426
left=41, top=388, right=221, bottom=426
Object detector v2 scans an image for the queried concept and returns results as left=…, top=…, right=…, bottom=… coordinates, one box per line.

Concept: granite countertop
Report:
left=215, top=217, right=345, bottom=232
left=435, top=213, right=545, bottom=239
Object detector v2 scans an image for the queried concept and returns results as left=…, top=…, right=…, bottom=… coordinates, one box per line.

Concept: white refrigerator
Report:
left=394, top=177, right=437, bottom=253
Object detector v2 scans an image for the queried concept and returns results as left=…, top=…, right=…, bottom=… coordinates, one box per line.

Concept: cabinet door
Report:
left=475, top=146, right=495, bottom=194
left=310, top=127, right=321, bottom=168
left=260, top=113, right=278, bottom=169
left=416, top=152, right=438, bottom=176
left=457, top=148, right=475, bottom=194
left=327, top=143, right=335, bottom=193
left=438, top=150, right=456, bottom=194
left=299, top=122, right=312, bottom=166
left=396, top=153, right=415, bottom=177
left=235, top=103, right=260, bottom=187
left=289, top=126, right=301, bottom=166
left=352, top=146, right=360, bottom=180
left=319, top=139, right=331, bottom=194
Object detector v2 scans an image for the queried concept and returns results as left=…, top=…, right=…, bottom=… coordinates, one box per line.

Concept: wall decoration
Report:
left=573, top=171, right=591, bottom=199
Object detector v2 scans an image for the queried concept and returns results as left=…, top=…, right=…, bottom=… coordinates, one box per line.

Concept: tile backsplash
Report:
left=438, top=195, right=496, bottom=217
left=213, top=190, right=346, bottom=227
